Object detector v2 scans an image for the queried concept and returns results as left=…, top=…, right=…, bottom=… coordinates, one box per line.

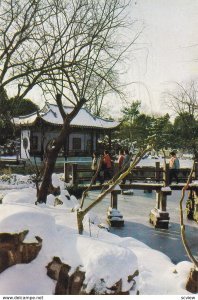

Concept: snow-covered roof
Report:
left=13, top=102, right=119, bottom=129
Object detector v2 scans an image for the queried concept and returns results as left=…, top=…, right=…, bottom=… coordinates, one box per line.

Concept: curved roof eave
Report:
left=13, top=103, right=120, bottom=129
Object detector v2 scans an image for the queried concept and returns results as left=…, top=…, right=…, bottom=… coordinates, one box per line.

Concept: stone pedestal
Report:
left=149, top=208, right=170, bottom=229
left=107, top=187, right=124, bottom=227
left=149, top=189, right=172, bottom=229
left=186, top=191, right=195, bottom=220
left=107, top=207, right=124, bottom=227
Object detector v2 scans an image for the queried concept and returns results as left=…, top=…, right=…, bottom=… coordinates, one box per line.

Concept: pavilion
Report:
left=13, top=102, right=119, bottom=160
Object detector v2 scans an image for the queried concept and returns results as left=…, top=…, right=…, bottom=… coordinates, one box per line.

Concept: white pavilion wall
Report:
left=31, top=129, right=96, bottom=153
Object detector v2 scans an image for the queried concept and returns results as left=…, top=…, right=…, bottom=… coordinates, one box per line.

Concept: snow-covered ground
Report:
left=0, top=174, right=197, bottom=297
left=137, top=157, right=193, bottom=168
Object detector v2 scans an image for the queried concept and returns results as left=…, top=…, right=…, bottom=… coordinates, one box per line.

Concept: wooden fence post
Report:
left=155, top=161, right=160, bottom=182
left=193, top=162, right=198, bottom=181
left=163, top=163, right=169, bottom=186
left=111, top=190, right=119, bottom=209
left=64, top=163, right=70, bottom=183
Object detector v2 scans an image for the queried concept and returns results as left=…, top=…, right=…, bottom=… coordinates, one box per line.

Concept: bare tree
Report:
left=164, top=81, right=198, bottom=117
left=0, top=0, right=74, bottom=117
left=34, top=0, right=142, bottom=203
left=163, top=80, right=198, bottom=156
left=0, top=0, right=142, bottom=203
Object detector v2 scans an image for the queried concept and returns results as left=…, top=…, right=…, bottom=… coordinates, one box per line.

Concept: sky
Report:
left=109, top=0, right=198, bottom=118
left=26, top=0, right=198, bottom=120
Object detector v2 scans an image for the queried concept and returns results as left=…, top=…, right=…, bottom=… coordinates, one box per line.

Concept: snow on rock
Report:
left=46, top=194, right=56, bottom=206
left=0, top=174, right=34, bottom=189
left=0, top=204, right=57, bottom=243
left=52, top=173, right=65, bottom=189
left=77, top=236, right=138, bottom=294
left=60, top=191, right=79, bottom=208
left=2, top=187, right=37, bottom=204
left=0, top=181, right=195, bottom=295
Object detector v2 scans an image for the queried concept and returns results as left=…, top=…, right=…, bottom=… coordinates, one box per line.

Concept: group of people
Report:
left=91, top=150, right=112, bottom=184
left=91, top=149, right=180, bottom=185
left=91, top=149, right=132, bottom=184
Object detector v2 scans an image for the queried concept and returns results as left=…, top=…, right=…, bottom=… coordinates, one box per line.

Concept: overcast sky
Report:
left=28, top=0, right=198, bottom=119
left=110, top=0, right=198, bottom=117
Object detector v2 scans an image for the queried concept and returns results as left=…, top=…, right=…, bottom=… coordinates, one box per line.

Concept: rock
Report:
left=55, top=263, right=71, bottom=295
left=46, top=256, right=70, bottom=281
left=106, top=279, right=125, bottom=294
left=186, top=268, right=198, bottom=293
left=54, top=198, right=63, bottom=206
left=46, top=257, right=138, bottom=295
left=48, top=185, right=60, bottom=196
left=68, top=266, right=85, bottom=295
left=0, top=231, right=42, bottom=273
left=46, top=256, right=71, bottom=295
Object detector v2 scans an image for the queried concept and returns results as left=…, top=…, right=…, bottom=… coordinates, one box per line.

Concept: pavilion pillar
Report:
left=40, top=124, right=45, bottom=161
left=90, top=130, right=94, bottom=155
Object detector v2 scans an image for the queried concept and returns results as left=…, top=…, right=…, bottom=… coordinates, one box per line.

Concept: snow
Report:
left=0, top=173, right=197, bottom=297
left=161, top=186, right=172, bottom=192
left=13, top=103, right=119, bottom=129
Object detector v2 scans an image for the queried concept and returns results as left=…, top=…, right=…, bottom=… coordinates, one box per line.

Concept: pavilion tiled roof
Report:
left=13, top=102, right=119, bottom=129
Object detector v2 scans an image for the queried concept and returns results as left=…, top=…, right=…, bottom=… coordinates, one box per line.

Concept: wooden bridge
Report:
left=64, top=161, right=198, bottom=229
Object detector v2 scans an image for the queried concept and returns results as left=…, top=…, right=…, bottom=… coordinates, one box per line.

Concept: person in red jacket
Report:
left=103, top=150, right=112, bottom=180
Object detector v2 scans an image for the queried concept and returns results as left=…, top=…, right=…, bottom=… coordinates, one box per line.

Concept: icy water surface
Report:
left=84, top=189, right=198, bottom=264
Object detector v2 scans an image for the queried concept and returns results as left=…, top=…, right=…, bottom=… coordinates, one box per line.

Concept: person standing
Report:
left=91, top=152, right=98, bottom=171
left=91, top=152, right=103, bottom=184
left=122, top=149, right=131, bottom=184
left=169, top=151, right=180, bottom=184
left=103, top=150, right=112, bottom=181
left=123, top=149, right=131, bottom=169
left=118, top=149, right=124, bottom=170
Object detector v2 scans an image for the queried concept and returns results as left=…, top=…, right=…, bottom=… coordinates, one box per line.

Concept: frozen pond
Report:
left=84, top=188, right=198, bottom=264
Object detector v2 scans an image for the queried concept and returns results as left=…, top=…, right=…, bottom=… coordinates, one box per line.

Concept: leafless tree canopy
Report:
left=163, top=81, right=198, bottom=118
left=0, top=0, right=140, bottom=113
left=0, top=0, right=142, bottom=203
left=38, top=0, right=140, bottom=110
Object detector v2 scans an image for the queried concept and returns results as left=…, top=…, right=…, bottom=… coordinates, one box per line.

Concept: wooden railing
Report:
left=64, top=161, right=198, bottom=186
left=64, top=161, right=198, bottom=228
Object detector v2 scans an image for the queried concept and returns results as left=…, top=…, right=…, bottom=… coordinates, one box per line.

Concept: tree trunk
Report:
left=36, top=99, right=86, bottom=204
left=36, top=148, right=59, bottom=203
